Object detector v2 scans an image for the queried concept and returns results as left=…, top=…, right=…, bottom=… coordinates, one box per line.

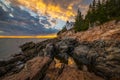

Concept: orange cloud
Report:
left=9, top=0, right=90, bottom=21
left=15, top=0, right=76, bottom=21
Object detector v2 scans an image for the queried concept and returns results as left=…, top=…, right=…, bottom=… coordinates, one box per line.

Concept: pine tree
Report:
left=92, top=0, right=96, bottom=10
left=73, top=0, right=120, bottom=32
left=97, top=0, right=101, bottom=7
left=74, top=9, right=89, bottom=32
left=74, top=9, right=83, bottom=31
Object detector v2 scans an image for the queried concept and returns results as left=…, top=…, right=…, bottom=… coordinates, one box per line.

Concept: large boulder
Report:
left=73, top=44, right=90, bottom=69
left=71, top=40, right=120, bottom=79
left=43, top=43, right=56, bottom=58
left=55, top=38, right=78, bottom=64
left=20, top=42, right=36, bottom=52
left=94, top=41, right=120, bottom=79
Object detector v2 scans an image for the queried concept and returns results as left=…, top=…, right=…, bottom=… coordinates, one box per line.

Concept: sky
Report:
left=7, top=0, right=92, bottom=30
left=12, top=0, right=92, bottom=21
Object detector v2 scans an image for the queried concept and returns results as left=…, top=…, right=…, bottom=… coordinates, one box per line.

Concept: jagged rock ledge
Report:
left=0, top=38, right=120, bottom=80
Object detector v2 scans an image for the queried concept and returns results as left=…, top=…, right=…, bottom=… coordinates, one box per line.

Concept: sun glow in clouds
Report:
left=16, top=0, right=76, bottom=21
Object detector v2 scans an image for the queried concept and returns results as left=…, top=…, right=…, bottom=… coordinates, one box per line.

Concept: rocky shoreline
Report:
left=0, top=38, right=120, bottom=80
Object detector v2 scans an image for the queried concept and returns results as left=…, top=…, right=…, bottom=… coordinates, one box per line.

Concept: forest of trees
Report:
left=74, top=0, right=120, bottom=32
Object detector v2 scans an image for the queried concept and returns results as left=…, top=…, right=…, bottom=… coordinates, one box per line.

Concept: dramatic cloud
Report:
left=10, top=0, right=92, bottom=21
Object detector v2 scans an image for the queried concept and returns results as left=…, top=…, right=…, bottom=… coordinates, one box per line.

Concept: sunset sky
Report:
left=13, top=0, right=92, bottom=21
left=14, top=0, right=92, bottom=30
left=0, top=0, right=92, bottom=37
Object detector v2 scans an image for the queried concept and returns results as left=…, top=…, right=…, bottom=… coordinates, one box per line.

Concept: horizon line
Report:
left=0, top=34, right=57, bottom=39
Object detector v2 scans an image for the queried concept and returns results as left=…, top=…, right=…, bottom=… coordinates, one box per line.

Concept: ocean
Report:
left=0, top=38, right=46, bottom=60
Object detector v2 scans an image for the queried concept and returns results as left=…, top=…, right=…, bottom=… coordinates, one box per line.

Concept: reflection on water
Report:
left=0, top=38, right=45, bottom=60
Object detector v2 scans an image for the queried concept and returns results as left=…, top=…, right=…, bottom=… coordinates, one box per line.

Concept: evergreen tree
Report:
left=92, top=0, right=96, bottom=10
left=74, top=10, right=83, bottom=31
left=73, top=0, right=120, bottom=32
left=74, top=9, right=89, bottom=32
